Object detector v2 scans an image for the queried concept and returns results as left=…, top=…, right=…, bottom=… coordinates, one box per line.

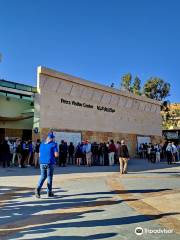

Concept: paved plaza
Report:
left=0, top=159, right=180, bottom=240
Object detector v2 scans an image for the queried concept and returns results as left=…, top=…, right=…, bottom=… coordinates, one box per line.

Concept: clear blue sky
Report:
left=0, top=0, right=180, bottom=102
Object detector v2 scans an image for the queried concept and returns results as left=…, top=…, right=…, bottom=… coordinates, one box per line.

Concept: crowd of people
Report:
left=0, top=137, right=179, bottom=169
left=0, top=138, right=40, bottom=168
left=58, top=139, right=119, bottom=167
left=0, top=137, right=129, bottom=171
left=138, top=141, right=180, bottom=164
left=58, top=139, right=129, bottom=174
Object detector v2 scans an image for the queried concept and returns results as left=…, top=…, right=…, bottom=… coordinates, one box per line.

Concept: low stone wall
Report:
left=82, top=130, right=137, bottom=156
left=151, top=135, right=164, bottom=144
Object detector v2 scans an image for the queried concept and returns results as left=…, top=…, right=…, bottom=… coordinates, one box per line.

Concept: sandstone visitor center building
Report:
left=0, top=66, right=162, bottom=156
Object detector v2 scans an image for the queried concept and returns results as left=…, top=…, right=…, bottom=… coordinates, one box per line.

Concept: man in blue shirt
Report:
left=35, top=132, right=58, bottom=198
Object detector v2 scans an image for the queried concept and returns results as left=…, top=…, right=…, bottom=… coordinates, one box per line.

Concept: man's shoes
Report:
left=47, top=192, right=54, bottom=197
left=35, top=188, right=41, bottom=198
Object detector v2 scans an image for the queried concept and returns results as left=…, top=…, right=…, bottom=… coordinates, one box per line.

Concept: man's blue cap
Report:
left=48, top=133, right=55, bottom=139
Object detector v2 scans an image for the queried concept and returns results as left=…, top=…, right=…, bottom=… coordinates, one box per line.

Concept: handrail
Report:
left=0, top=79, right=37, bottom=93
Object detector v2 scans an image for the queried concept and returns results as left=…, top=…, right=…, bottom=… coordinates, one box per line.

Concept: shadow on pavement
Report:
left=4, top=212, right=178, bottom=240
left=140, top=171, right=180, bottom=175
left=128, top=159, right=180, bottom=173
left=0, top=185, right=179, bottom=240
left=28, top=233, right=118, bottom=240
left=0, top=186, right=120, bottom=239
left=0, top=159, right=179, bottom=177
left=114, top=188, right=171, bottom=194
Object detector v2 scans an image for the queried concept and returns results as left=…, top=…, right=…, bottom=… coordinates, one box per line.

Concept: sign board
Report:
left=165, top=131, right=179, bottom=140
left=60, top=98, right=115, bottom=113
left=54, top=131, right=81, bottom=146
left=137, top=136, right=151, bottom=149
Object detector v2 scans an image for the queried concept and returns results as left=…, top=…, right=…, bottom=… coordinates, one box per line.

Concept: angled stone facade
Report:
left=35, top=66, right=162, bottom=155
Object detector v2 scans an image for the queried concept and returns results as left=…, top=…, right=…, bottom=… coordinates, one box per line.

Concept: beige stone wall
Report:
left=151, top=135, right=164, bottom=145
left=36, top=66, right=162, bottom=138
left=82, top=130, right=137, bottom=156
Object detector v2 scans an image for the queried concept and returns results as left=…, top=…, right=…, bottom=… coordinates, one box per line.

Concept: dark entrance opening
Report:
left=0, top=128, right=5, bottom=142
left=22, top=129, right=32, bottom=141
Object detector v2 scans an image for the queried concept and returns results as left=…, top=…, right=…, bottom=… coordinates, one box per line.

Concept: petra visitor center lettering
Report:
left=60, top=98, right=115, bottom=112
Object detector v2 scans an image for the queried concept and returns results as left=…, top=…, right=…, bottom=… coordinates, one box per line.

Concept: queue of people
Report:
left=138, top=141, right=179, bottom=164
left=0, top=137, right=130, bottom=172
left=1, top=136, right=179, bottom=173
left=58, top=139, right=128, bottom=168
left=0, top=138, right=40, bottom=168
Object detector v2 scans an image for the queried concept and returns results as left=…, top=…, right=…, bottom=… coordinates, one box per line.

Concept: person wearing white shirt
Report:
left=84, top=140, right=92, bottom=167
left=166, top=143, right=173, bottom=165
left=172, top=142, right=177, bottom=163
left=155, top=144, right=161, bottom=163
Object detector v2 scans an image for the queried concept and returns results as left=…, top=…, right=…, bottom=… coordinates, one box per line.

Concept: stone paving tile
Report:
left=0, top=159, right=180, bottom=240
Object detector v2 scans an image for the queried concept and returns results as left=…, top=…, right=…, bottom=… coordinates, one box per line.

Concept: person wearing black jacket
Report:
left=34, top=139, right=41, bottom=168
left=59, top=140, right=68, bottom=167
left=117, top=140, right=130, bottom=174
left=1, top=140, right=10, bottom=168
left=68, top=142, right=74, bottom=164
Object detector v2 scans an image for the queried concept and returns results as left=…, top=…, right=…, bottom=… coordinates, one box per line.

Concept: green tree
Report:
left=121, top=73, right=132, bottom=91
left=143, top=78, right=171, bottom=129
left=161, top=100, right=171, bottom=127
left=143, top=77, right=170, bottom=101
left=161, top=100, right=170, bottom=112
left=162, top=103, right=180, bottom=129
left=132, top=76, right=141, bottom=95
